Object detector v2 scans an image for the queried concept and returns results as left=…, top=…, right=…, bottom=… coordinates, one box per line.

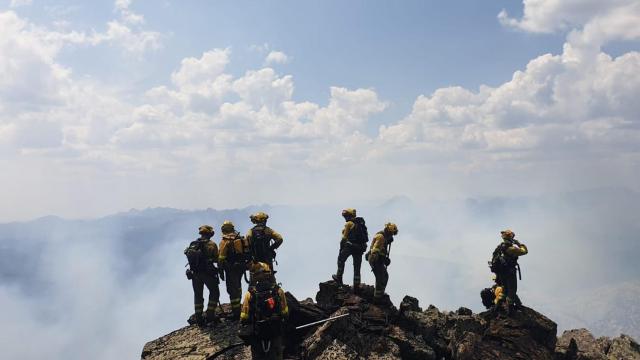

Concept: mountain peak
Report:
left=141, top=280, right=640, bottom=359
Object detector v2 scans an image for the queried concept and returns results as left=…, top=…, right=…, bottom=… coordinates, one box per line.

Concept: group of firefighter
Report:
left=183, top=208, right=528, bottom=359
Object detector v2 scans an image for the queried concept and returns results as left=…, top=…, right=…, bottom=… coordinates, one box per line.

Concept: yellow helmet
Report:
left=248, top=261, right=273, bottom=281
left=342, top=208, right=356, bottom=218
left=221, top=220, right=235, bottom=234
left=501, top=229, right=515, bottom=240
left=250, top=212, right=269, bottom=224
left=384, top=222, right=398, bottom=235
left=198, top=225, right=214, bottom=236
left=249, top=261, right=271, bottom=275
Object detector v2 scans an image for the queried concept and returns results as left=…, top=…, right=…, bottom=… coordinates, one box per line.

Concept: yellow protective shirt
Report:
left=341, top=221, right=355, bottom=242
left=370, top=232, right=389, bottom=257
left=504, top=243, right=528, bottom=257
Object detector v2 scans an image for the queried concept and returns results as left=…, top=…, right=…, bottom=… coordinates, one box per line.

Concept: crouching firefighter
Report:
left=366, top=223, right=398, bottom=304
left=332, top=208, right=369, bottom=292
left=489, top=229, right=528, bottom=314
left=480, top=275, right=505, bottom=310
left=184, top=225, right=220, bottom=326
left=245, top=212, right=283, bottom=270
left=218, top=220, right=251, bottom=320
left=238, top=262, right=289, bottom=360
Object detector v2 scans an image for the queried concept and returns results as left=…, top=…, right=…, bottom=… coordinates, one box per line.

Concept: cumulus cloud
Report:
left=265, top=50, right=290, bottom=65
left=1, top=1, right=640, bottom=219
left=499, top=0, right=640, bottom=56
left=371, top=1, right=640, bottom=174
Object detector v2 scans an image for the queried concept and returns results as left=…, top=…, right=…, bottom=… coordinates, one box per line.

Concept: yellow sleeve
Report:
left=267, top=227, right=283, bottom=249
left=494, top=286, right=504, bottom=304
left=505, top=244, right=528, bottom=257
left=341, top=221, right=355, bottom=242
left=206, top=241, right=219, bottom=263
left=371, top=234, right=386, bottom=255
left=218, top=239, right=230, bottom=265
left=278, top=288, right=289, bottom=318
left=245, top=229, right=253, bottom=246
left=240, top=292, right=252, bottom=323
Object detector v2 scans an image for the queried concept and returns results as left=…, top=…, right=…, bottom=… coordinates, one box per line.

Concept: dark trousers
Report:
left=336, top=243, right=364, bottom=286
left=371, top=262, right=388, bottom=299
left=250, top=336, right=283, bottom=360
left=225, top=264, right=244, bottom=316
left=192, top=272, right=220, bottom=315
left=503, top=267, right=518, bottom=304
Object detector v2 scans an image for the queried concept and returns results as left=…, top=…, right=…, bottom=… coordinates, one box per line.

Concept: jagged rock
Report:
left=399, top=295, right=421, bottom=313
left=608, top=334, right=640, bottom=359
left=557, top=329, right=607, bottom=359
left=555, top=329, right=640, bottom=360
left=399, top=304, right=557, bottom=359
left=456, top=307, right=473, bottom=316
left=142, top=281, right=639, bottom=360
left=140, top=320, right=249, bottom=360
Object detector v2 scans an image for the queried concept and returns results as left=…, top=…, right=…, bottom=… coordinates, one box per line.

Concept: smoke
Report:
left=1, top=188, right=639, bottom=359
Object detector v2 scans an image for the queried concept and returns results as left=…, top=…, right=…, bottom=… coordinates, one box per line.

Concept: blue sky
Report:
left=11, top=0, right=565, bottom=119
left=1, top=0, right=639, bottom=219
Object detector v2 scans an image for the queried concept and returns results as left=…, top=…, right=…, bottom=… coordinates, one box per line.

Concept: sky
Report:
left=1, top=0, right=640, bottom=221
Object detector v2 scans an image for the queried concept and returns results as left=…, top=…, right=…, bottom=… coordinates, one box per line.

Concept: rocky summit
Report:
left=142, top=281, right=640, bottom=359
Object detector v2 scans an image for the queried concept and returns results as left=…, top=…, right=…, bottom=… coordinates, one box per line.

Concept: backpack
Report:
left=480, top=287, right=495, bottom=309
left=251, top=226, right=274, bottom=263
left=489, top=243, right=508, bottom=274
left=185, top=239, right=214, bottom=272
left=225, top=232, right=250, bottom=264
left=348, top=217, right=369, bottom=245
left=250, top=282, right=283, bottom=339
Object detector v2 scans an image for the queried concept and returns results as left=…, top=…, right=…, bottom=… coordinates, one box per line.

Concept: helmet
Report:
left=250, top=212, right=269, bottom=224
left=384, top=222, right=398, bottom=235
left=341, top=208, right=356, bottom=218
left=221, top=220, right=235, bottom=234
left=249, top=261, right=273, bottom=282
left=198, top=225, right=214, bottom=236
left=500, top=229, right=515, bottom=240
left=249, top=261, right=271, bottom=275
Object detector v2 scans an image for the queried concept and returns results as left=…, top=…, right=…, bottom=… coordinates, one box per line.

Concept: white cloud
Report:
left=1, top=2, right=640, bottom=218
left=379, top=45, right=640, bottom=163
left=232, top=68, right=294, bottom=109
left=499, top=1, right=640, bottom=43
left=265, top=50, right=290, bottom=65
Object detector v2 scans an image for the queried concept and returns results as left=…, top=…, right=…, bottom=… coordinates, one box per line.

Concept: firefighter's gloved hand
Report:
left=185, top=269, right=193, bottom=280
left=384, top=257, right=391, bottom=266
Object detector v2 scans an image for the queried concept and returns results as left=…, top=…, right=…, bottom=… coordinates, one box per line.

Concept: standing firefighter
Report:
left=489, top=229, right=528, bottom=314
left=238, top=262, right=289, bottom=360
left=332, top=208, right=369, bottom=291
left=184, top=225, right=220, bottom=326
left=218, top=220, right=251, bottom=320
left=245, top=212, right=283, bottom=269
left=367, top=223, right=398, bottom=304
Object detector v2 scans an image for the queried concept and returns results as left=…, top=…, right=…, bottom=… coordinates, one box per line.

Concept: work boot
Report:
left=188, top=313, right=205, bottom=326
left=332, top=274, right=343, bottom=285
left=205, top=310, right=220, bottom=325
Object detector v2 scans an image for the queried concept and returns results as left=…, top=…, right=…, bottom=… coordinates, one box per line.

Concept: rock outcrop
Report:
left=141, top=281, right=640, bottom=359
